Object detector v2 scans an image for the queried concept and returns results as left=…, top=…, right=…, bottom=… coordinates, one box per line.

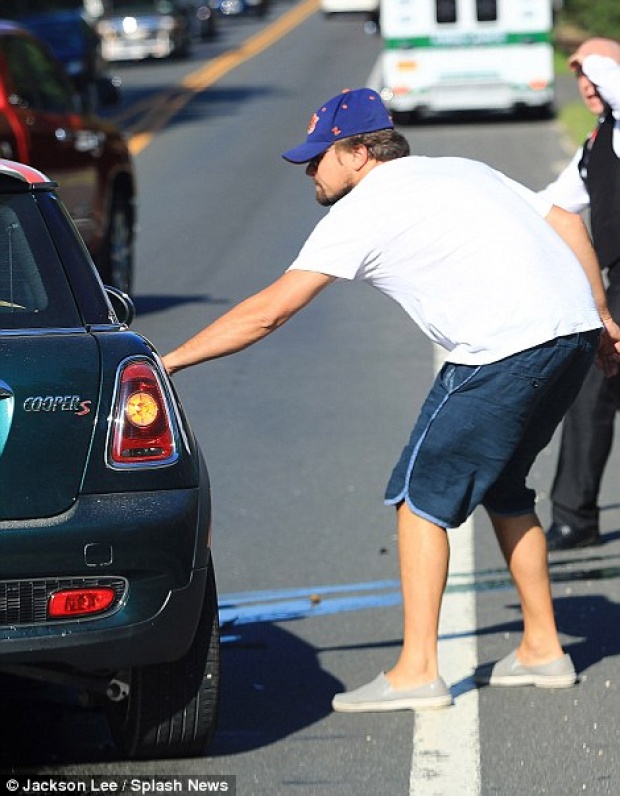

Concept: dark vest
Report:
left=578, top=112, right=620, bottom=271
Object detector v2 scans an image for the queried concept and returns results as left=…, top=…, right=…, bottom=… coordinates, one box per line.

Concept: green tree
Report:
left=563, top=0, right=620, bottom=40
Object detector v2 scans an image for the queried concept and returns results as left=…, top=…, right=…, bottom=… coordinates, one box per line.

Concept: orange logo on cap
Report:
left=332, top=126, right=342, bottom=136
left=307, top=113, right=320, bottom=135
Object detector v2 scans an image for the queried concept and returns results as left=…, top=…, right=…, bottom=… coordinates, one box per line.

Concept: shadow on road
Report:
left=210, top=622, right=342, bottom=756
left=0, top=676, right=116, bottom=770
left=0, top=623, right=339, bottom=769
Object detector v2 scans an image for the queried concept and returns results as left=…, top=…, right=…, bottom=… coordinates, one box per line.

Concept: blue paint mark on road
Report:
left=219, top=554, right=620, bottom=629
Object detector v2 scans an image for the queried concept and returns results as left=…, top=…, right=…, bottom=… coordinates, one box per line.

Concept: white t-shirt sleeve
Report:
left=538, top=148, right=590, bottom=212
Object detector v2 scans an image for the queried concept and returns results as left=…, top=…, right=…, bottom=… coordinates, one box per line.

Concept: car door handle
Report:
left=0, top=381, right=14, bottom=457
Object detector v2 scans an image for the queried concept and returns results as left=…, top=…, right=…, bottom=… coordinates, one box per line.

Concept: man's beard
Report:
left=315, top=178, right=355, bottom=207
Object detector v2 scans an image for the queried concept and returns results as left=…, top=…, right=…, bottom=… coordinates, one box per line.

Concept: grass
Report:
left=554, top=49, right=572, bottom=76
left=558, top=102, right=597, bottom=144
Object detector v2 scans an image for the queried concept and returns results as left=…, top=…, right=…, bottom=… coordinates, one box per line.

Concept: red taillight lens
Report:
left=109, top=360, right=176, bottom=465
left=48, top=587, right=116, bottom=618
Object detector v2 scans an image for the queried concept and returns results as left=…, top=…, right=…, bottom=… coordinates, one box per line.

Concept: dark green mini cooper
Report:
left=0, top=159, right=219, bottom=760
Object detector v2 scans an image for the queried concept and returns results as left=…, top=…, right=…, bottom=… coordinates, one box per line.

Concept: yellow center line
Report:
left=128, top=0, right=320, bottom=155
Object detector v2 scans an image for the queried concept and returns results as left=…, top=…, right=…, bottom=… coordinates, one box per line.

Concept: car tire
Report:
left=200, top=16, right=218, bottom=40
left=173, top=34, right=192, bottom=59
left=107, top=566, right=221, bottom=760
left=100, top=192, right=134, bottom=295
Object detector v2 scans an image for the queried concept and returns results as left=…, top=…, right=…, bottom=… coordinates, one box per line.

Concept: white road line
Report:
left=409, top=346, right=481, bottom=794
left=410, top=519, right=481, bottom=794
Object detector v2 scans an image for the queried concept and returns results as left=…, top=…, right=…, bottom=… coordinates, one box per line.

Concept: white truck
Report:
left=378, top=0, right=555, bottom=119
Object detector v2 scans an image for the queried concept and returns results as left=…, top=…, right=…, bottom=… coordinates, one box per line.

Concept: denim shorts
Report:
left=384, top=330, right=600, bottom=528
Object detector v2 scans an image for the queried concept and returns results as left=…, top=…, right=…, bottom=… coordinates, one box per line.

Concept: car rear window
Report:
left=0, top=194, right=82, bottom=329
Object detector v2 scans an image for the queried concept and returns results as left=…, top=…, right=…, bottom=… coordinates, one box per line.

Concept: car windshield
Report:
left=0, top=193, right=82, bottom=329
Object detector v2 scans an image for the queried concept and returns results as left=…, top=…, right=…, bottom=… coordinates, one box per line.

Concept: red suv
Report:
left=0, top=21, right=136, bottom=293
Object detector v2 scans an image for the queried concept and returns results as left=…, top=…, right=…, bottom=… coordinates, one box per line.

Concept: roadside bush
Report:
left=561, top=0, right=620, bottom=41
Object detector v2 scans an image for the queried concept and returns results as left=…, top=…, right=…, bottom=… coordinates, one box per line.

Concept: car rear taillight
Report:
left=48, top=587, right=116, bottom=618
left=108, top=359, right=177, bottom=467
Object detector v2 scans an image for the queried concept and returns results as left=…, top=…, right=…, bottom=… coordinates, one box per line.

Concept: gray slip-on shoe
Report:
left=332, top=672, right=452, bottom=713
left=475, top=650, right=577, bottom=689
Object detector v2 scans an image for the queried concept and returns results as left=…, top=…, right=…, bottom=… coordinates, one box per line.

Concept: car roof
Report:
left=0, top=20, right=28, bottom=34
left=0, top=20, right=45, bottom=48
left=0, top=159, right=56, bottom=189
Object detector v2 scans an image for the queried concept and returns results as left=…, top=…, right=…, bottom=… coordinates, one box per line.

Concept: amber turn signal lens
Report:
left=125, top=390, right=159, bottom=428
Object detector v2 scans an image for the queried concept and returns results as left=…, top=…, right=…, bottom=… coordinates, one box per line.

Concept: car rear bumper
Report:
left=0, top=488, right=212, bottom=671
left=101, top=35, right=174, bottom=61
left=0, top=565, right=209, bottom=671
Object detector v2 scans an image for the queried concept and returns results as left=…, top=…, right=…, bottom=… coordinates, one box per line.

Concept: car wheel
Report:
left=100, top=192, right=134, bottom=294
left=107, top=566, right=221, bottom=760
left=203, top=19, right=218, bottom=39
left=200, top=14, right=218, bottom=39
left=173, top=34, right=192, bottom=59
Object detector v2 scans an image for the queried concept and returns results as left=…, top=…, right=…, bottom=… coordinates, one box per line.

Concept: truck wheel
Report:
left=100, top=192, right=134, bottom=295
left=107, top=567, right=220, bottom=760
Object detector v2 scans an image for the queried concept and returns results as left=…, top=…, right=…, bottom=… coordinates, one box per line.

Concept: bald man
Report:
left=541, top=38, right=620, bottom=550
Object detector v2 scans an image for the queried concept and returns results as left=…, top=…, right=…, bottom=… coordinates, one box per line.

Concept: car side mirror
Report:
left=106, top=286, right=135, bottom=326
left=97, top=75, right=122, bottom=107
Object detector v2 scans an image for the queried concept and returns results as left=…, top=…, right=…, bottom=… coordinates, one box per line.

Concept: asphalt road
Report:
left=1, top=5, right=619, bottom=794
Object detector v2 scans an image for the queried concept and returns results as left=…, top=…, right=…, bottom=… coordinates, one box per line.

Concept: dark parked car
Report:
left=0, top=158, right=219, bottom=759
left=0, top=21, right=136, bottom=293
left=208, top=0, right=268, bottom=18
left=1, top=7, right=106, bottom=109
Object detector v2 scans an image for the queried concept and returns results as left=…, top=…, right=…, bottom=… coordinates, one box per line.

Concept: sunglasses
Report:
left=308, top=146, right=333, bottom=170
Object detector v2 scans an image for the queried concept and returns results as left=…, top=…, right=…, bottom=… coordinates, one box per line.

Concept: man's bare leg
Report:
left=386, top=502, right=450, bottom=689
left=489, top=510, right=565, bottom=665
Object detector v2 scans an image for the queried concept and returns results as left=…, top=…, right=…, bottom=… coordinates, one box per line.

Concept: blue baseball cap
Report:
left=282, top=88, right=393, bottom=164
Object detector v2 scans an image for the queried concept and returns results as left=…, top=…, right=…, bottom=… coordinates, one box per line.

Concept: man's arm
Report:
left=162, top=270, right=335, bottom=375
left=545, top=204, right=620, bottom=375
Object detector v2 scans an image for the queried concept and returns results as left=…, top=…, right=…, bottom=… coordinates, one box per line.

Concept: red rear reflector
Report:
left=48, top=587, right=116, bottom=618
left=110, top=360, right=176, bottom=465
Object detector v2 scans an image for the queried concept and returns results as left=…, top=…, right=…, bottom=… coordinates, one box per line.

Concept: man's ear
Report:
left=351, top=143, right=372, bottom=171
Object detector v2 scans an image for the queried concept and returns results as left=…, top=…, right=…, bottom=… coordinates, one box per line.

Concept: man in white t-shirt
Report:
left=163, top=89, right=620, bottom=712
